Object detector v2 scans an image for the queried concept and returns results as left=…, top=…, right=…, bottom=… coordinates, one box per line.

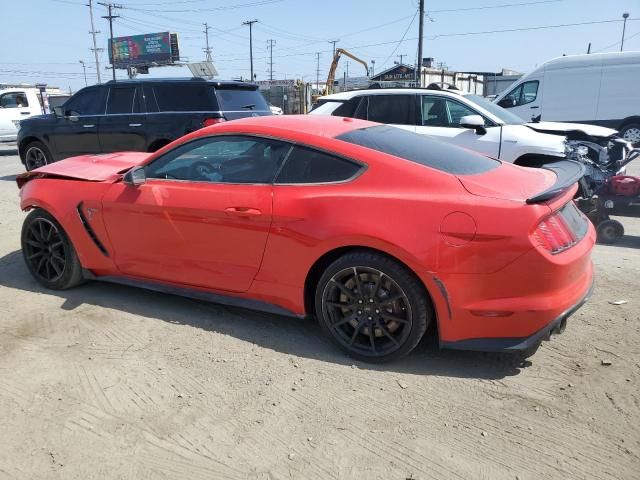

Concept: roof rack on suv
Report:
left=425, top=82, right=460, bottom=92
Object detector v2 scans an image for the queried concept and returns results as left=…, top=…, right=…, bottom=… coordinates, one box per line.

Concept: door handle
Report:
left=82, top=124, right=95, bottom=128
left=129, top=123, right=142, bottom=127
left=20, top=111, right=31, bottom=115
left=530, top=106, right=539, bottom=109
left=224, top=207, right=262, bottom=217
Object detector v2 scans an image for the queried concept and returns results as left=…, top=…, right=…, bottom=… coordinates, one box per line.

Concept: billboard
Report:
left=108, top=32, right=179, bottom=68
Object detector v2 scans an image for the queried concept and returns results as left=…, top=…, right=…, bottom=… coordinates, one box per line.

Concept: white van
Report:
left=0, top=88, right=45, bottom=143
left=494, top=51, right=640, bottom=144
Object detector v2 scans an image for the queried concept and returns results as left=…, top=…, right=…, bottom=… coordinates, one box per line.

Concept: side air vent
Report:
left=76, top=202, right=109, bottom=257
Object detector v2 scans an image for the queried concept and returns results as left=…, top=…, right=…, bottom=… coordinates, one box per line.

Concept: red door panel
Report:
left=101, top=180, right=273, bottom=292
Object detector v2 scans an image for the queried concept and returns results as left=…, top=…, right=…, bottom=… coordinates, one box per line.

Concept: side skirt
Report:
left=82, top=270, right=303, bottom=319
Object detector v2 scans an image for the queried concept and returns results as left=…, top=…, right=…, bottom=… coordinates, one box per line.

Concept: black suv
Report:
left=18, top=78, right=271, bottom=170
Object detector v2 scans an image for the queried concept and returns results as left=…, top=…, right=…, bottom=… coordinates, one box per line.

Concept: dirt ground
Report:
left=0, top=145, right=638, bottom=480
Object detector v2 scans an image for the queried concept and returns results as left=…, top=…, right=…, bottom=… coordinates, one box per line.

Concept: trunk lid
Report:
left=457, top=161, right=584, bottom=212
left=457, top=162, right=557, bottom=202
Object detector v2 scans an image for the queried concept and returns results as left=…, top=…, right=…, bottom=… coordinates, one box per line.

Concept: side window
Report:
left=145, top=136, right=291, bottom=184
left=421, top=96, right=449, bottom=126
left=143, top=86, right=159, bottom=113
left=152, top=84, right=218, bottom=112
left=445, top=99, right=479, bottom=126
left=64, top=88, right=106, bottom=115
left=500, top=84, right=522, bottom=108
left=275, top=146, right=362, bottom=184
left=332, top=97, right=361, bottom=117
left=519, top=81, right=539, bottom=105
left=499, top=81, right=538, bottom=108
left=106, top=87, right=140, bottom=114
left=366, top=95, right=415, bottom=125
left=0, top=92, right=28, bottom=108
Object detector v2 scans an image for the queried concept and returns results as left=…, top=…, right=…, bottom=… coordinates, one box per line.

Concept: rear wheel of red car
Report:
left=24, top=141, right=51, bottom=171
left=21, top=209, right=84, bottom=290
left=315, top=251, right=431, bottom=363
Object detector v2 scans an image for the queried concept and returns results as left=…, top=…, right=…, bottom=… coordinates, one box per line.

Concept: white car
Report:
left=0, top=88, right=44, bottom=143
left=269, top=104, right=283, bottom=115
left=311, top=87, right=631, bottom=167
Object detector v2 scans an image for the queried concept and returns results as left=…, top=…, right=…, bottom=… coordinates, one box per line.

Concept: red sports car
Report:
left=16, top=116, right=595, bottom=362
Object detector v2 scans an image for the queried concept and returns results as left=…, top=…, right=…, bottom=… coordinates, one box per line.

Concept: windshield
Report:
left=463, top=94, right=525, bottom=125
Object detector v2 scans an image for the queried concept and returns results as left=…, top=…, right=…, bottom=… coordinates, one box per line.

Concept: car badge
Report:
left=86, top=207, right=98, bottom=220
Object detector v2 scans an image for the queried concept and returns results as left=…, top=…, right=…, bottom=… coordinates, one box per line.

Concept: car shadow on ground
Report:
left=611, top=234, right=640, bottom=249
left=0, top=174, right=17, bottom=182
left=0, top=149, right=18, bottom=157
left=0, top=249, right=530, bottom=379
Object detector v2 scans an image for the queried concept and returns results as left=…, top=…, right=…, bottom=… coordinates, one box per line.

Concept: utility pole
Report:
left=98, top=2, right=122, bottom=82
left=242, top=19, right=258, bottom=81
left=267, top=39, right=276, bottom=81
left=79, top=60, right=88, bottom=86
left=621, top=12, right=630, bottom=52
left=87, top=0, right=102, bottom=83
left=397, top=54, right=407, bottom=65
left=345, top=61, right=349, bottom=90
left=203, top=23, right=213, bottom=61
left=371, top=59, right=375, bottom=77
left=328, top=39, right=339, bottom=59
left=315, top=52, right=321, bottom=91
left=417, top=0, right=425, bottom=86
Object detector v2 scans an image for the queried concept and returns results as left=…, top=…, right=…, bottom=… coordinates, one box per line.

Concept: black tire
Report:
left=21, top=209, right=85, bottom=290
left=619, top=123, right=640, bottom=146
left=23, top=141, right=52, bottom=171
left=315, top=251, right=431, bottom=363
left=597, top=219, right=624, bottom=245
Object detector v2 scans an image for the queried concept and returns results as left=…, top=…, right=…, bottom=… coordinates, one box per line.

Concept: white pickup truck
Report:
left=0, top=88, right=45, bottom=143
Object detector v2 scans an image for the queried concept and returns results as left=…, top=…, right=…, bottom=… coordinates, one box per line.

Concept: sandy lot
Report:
left=0, top=146, right=638, bottom=480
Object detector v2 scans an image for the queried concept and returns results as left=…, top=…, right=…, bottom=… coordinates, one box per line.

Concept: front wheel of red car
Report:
left=21, top=209, right=85, bottom=290
left=315, top=251, right=431, bottom=363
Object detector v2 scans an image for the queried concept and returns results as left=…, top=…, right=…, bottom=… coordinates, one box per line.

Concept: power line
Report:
left=378, top=10, right=418, bottom=72
left=124, top=0, right=282, bottom=13
left=427, top=0, right=565, bottom=14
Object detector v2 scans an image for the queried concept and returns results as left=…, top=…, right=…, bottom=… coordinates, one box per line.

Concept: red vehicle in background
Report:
left=16, top=116, right=594, bottom=362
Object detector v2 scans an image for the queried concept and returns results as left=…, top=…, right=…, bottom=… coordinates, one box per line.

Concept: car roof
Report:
left=201, top=115, right=375, bottom=140
left=103, top=78, right=258, bottom=88
left=320, top=88, right=466, bottom=101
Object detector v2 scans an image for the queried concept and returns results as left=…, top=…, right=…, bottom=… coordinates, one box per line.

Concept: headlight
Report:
left=564, top=141, right=589, bottom=158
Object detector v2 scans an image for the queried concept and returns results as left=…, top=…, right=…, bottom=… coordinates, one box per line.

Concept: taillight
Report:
left=533, top=211, right=577, bottom=254
left=203, top=118, right=225, bottom=127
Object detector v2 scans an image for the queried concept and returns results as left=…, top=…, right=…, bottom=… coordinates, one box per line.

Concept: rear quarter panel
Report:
left=256, top=141, right=547, bottom=316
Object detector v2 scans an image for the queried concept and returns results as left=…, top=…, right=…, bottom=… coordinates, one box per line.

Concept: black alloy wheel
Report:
left=316, top=251, right=430, bottom=362
left=21, top=210, right=84, bottom=289
left=23, top=217, right=67, bottom=282
left=24, top=141, right=50, bottom=171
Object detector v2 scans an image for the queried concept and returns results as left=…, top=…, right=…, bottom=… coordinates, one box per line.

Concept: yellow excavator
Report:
left=324, top=48, right=369, bottom=96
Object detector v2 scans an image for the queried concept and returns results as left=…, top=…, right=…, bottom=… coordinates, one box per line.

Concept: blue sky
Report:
left=1, top=0, right=639, bottom=91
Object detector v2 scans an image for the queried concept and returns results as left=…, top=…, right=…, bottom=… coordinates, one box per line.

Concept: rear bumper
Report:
left=440, top=275, right=594, bottom=352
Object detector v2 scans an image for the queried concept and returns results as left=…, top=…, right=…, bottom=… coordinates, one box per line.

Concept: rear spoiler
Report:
left=526, top=160, right=585, bottom=204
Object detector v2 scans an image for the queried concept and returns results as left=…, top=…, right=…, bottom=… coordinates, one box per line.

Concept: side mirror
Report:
left=460, top=115, right=486, bottom=135
left=498, top=98, right=516, bottom=108
left=53, top=106, right=63, bottom=116
left=123, top=166, right=146, bottom=186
